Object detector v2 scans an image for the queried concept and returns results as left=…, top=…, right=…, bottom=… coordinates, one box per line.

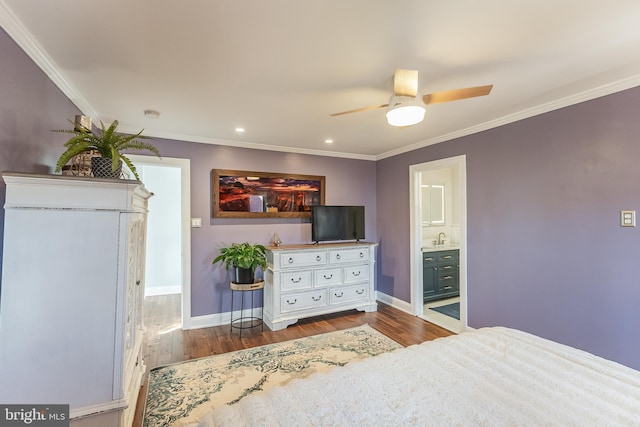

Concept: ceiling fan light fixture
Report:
left=385, top=96, right=425, bottom=126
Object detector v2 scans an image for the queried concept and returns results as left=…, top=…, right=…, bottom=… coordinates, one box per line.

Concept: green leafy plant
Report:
left=212, top=242, right=267, bottom=271
left=53, top=119, right=160, bottom=180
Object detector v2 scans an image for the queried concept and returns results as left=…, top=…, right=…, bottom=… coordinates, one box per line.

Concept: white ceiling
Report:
left=2, top=1, right=640, bottom=160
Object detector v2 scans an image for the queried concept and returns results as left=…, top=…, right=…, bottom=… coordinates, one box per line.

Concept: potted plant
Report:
left=53, top=119, right=160, bottom=180
left=212, top=242, right=267, bottom=284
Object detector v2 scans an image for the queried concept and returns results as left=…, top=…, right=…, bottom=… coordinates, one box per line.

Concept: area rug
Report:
left=429, top=302, right=460, bottom=320
left=143, top=324, right=402, bottom=427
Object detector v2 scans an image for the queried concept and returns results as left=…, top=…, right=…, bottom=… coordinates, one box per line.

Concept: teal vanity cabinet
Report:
left=422, top=253, right=438, bottom=301
left=423, top=249, right=459, bottom=303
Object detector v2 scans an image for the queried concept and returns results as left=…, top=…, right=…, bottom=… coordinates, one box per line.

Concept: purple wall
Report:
left=146, top=139, right=377, bottom=317
left=0, top=28, right=79, bottom=173
left=4, top=24, right=640, bottom=370
left=0, top=27, right=378, bottom=317
left=0, top=28, right=81, bottom=276
left=377, top=87, right=640, bottom=369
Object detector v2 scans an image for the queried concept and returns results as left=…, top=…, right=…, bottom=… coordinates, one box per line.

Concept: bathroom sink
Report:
left=421, top=245, right=459, bottom=252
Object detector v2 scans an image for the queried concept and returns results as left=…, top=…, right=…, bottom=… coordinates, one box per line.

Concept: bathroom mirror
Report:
left=421, top=184, right=445, bottom=226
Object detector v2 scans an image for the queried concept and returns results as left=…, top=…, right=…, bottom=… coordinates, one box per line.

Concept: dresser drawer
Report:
left=422, top=253, right=437, bottom=267
left=329, top=247, right=369, bottom=264
left=437, top=262, right=457, bottom=273
left=280, top=290, right=328, bottom=313
left=436, top=251, right=457, bottom=263
left=281, top=270, right=312, bottom=291
left=343, top=264, right=369, bottom=283
left=437, top=272, right=458, bottom=293
left=264, top=243, right=377, bottom=331
left=313, top=267, right=342, bottom=287
left=280, top=251, right=327, bottom=269
left=329, top=284, right=368, bottom=305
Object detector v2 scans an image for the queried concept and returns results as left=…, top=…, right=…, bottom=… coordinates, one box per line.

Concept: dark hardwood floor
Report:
left=132, top=294, right=453, bottom=427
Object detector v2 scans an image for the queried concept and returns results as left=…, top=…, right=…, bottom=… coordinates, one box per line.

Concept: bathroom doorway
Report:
left=409, top=155, right=467, bottom=333
left=127, top=154, right=192, bottom=329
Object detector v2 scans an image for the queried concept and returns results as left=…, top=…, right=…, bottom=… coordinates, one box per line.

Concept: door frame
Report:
left=409, top=155, right=467, bottom=332
left=127, top=154, right=192, bottom=328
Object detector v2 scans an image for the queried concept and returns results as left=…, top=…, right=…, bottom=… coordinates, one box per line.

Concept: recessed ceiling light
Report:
left=325, top=139, right=334, bottom=144
left=144, top=109, right=161, bottom=119
left=235, top=127, right=245, bottom=133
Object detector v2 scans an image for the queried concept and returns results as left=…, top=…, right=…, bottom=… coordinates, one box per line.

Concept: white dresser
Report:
left=264, top=242, right=377, bottom=331
left=0, top=173, right=151, bottom=427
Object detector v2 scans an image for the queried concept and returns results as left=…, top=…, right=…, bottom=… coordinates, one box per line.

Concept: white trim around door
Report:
left=127, top=154, right=192, bottom=329
left=409, top=155, right=468, bottom=333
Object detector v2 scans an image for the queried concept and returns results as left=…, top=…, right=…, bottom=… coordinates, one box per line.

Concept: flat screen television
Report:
left=311, top=205, right=365, bottom=243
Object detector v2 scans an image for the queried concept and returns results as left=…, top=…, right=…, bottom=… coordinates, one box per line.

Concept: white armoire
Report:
left=0, top=173, right=152, bottom=426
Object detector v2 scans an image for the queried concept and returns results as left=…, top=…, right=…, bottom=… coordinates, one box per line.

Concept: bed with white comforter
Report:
left=192, top=327, right=640, bottom=426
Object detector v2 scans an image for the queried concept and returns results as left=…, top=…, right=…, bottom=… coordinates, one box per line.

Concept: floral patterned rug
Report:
left=143, top=324, right=402, bottom=427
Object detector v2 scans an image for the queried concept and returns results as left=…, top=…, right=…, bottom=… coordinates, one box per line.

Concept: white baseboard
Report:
left=185, top=292, right=409, bottom=331
left=145, top=286, right=181, bottom=297
left=184, top=308, right=263, bottom=330
left=70, top=398, right=126, bottom=419
left=376, top=291, right=412, bottom=314
left=378, top=291, right=472, bottom=334
left=184, top=292, right=468, bottom=332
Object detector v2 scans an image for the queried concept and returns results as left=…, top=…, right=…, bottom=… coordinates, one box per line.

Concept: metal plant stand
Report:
left=230, top=280, right=265, bottom=337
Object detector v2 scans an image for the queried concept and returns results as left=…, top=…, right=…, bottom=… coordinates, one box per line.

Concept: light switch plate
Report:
left=191, top=218, right=202, bottom=228
left=620, top=210, right=636, bottom=227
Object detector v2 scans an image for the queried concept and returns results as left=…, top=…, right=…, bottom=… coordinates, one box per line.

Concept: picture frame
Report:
left=212, top=169, right=325, bottom=218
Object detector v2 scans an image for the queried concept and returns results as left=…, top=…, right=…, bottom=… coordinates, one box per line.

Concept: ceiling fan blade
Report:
left=422, top=84, right=493, bottom=105
left=393, top=69, right=418, bottom=97
left=329, top=104, right=389, bottom=117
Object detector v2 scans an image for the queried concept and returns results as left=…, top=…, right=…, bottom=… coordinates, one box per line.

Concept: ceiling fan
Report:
left=330, top=69, right=493, bottom=127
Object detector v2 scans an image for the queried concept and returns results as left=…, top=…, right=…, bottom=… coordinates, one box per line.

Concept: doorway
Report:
left=409, top=155, right=467, bottom=333
left=127, top=154, right=192, bottom=329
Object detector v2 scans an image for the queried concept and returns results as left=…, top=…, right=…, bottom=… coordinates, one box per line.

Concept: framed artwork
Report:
left=212, top=169, right=325, bottom=218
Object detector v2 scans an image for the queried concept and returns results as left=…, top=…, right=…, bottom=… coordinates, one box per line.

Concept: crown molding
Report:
left=0, top=4, right=374, bottom=161
left=376, top=74, right=640, bottom=160
left=118, top=126, right=378, bottom=161
left=3, top=0, right=639, bottom=163
left=132, top=73, right=640, bottom=162
left=0, top=1, right=99, bottom=119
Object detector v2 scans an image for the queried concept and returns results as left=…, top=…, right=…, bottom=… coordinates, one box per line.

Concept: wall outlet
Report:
left=191, top=218, right=202, bottom=228
left=620, top=210, right=635, bottom=227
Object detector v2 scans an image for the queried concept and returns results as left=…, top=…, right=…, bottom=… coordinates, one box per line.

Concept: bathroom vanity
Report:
left=422, top=248, right=459, bottom=302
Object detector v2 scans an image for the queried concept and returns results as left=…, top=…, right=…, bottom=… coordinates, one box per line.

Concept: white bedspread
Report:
left=191, top=327, right=640, bottom=426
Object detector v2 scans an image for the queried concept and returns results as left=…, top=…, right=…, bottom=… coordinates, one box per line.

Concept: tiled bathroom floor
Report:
left=422, top=296, right=461, bottom=333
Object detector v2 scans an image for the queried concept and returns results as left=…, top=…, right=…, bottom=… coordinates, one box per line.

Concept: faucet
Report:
left=437, top=232, right=446, bottom=246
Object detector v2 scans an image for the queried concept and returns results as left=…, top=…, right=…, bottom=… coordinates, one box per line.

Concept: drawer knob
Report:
left=334, top=291, right=344, bottom=298
left=291, top=277, right=302, bottom=283
left=352, top=271, right=361, bottom=277
left=288, top=257, right=294, bottom=264
left=336, top=254, right=341, bottom=260
left=442, top=266, right=452, bottom=270
left=443, top=255, right=452, bottom=259
left=316, top=255, right=321, bottom=261
left=443, top=285, right=453, bottom=290
left=359, top=252, right=364, bottom=257
left=323, top=274, right=333, bottom=279
left=356, top=289, right=365, bottom=295
left=312, top=295, right=322, bottom=301
left=286, top=299, right=297, bottom=305
left=442, top=275, right=453, bottom=280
